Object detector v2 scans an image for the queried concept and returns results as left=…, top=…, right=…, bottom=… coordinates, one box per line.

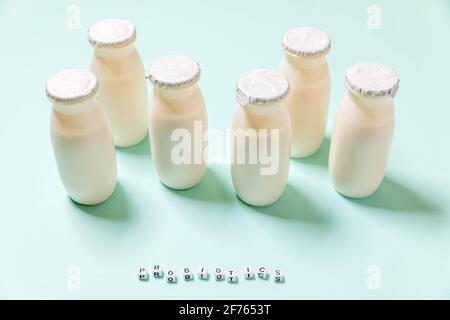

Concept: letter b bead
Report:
left=183, top=268, right=193, bottom=281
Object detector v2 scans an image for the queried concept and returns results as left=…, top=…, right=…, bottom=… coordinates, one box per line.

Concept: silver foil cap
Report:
left=282, top=27, right=331, bottom=57
left=148, top=55, right=201, bottom=89
left=236, top=69, right=289, bottom=106
left=46, top=69, right=98, bottom=105
left=346, top=62, right=400, bottom=98
left=88, top=19, right=136, bottom=48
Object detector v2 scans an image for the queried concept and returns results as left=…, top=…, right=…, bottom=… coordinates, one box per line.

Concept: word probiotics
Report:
left=137, top=265, right=285, bottom=284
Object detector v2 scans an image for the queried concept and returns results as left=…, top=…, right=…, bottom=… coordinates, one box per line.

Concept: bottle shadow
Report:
left=239, top=184, right=331, bottom=225
left=347, top=176, right=441, bottom=214
left=165, top=167, right=235, bottom=203
left=116, top=134, right=151, bottom=157
left=72, top=183, right=131, bottom=221
left=291, top=137, right=330, bottom=167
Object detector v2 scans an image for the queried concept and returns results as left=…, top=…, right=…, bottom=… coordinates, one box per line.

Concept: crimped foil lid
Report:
left=46, top=69, right=98, bottom=105
left=148, top=55, right=201, bottom=89
left=282, top=27, right=331, bottom=57
left=346, top=62, right=400, bottom=98
left=236, top=69, right=289, bottom=106
left=88, top=19, right=136, bottom=48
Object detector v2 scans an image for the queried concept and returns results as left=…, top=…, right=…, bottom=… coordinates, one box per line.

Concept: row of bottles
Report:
left=45, top=19, right=399, bottom=207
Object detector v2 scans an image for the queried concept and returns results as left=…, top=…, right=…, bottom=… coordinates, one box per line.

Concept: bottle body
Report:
left=149, top=85, right=207, bottom=189
left=90, top=45, right=148, bottom=147
left=279, top=54, right=330, bottom=158
left=329, top=91, right=395, bottom=198
left=50, top=99, right=117, bottom=205
left=231, top=102, right=292, bottom=206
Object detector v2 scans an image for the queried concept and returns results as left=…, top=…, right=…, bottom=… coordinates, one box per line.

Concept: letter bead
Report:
left=273, top=269, right=284, bottom=283
left=214, top=267, right=225, bottom=281
left=198, top=267, right=209, bottom=280
left=183, top=267, right=194, bottom=281
left=257, top=266, right=268, bottom=280
left=166, top=270, right=177, bottom=283
left=153, top=264, right=163, bottom=278
left=227, top=270, right=237, bottom=283
left=138, top=267, right=149, bottom=281
left=243, top=266, right=255, bottom=279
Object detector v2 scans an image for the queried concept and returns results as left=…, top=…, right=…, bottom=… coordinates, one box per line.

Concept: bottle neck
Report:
left=52, top=97, right=96, bottom=115
left=284, top=51, right=327, bottom=70
left=155, top=84, right=198, bottom=101
left=93, top=43, right=135, bottom=60
left=348, top=89, right=393, bottom=109
left=241, top=101, right=288, bottom=129
left=243, top=101, right=285, bottom=115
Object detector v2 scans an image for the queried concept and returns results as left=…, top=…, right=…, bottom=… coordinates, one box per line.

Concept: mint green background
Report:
left=0, top=0, right=449, bottom=299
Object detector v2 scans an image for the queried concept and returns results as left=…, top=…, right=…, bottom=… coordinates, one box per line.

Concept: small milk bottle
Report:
left=148, top=55, right=207, bottom=189
left=329, top=62, right=400, bottom=198
left=88, top=19, right=148, bottom=147
left=46, top=69, right=117, bottom=205
left=279, top=27, right=331, bottom=158
left=231, top=69, right=292, bottom=206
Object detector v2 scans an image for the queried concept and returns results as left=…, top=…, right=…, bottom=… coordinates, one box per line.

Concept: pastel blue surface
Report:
left=0, top=0, right=449, bottom=299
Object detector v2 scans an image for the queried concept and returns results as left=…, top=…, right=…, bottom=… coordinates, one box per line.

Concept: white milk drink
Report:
left=88, top=19, right=148, bottom=147
left=231, top=69, right=292, bottom=206
left=46, top=69, right=117, bottom=205
left=329, top=62, right=400, bottom=198
left=148, top=55, right=207, bottom=189
left=279, top=27, right=331, bottom=158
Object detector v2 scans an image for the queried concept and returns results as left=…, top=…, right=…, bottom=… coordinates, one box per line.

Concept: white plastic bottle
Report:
left=231, top=69, right=292, bottom=206
left=88, top=18, right=148, bottom=147
left=148, top=55, right=207, bottom=189
left=46, top=69, right=117, bottom=205
left=279, top=27, right=331, bottom=158
left=329, top=62, right=400, bottom=198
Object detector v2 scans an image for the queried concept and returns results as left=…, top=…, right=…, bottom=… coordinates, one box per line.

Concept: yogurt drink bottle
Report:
left=279, top=27, right=331, bottom=158
left=329, top=62, right=400, bottom=198
left=46, top=69, right=117, bottom=205
left=88, top=19, right=148, bottom=147
left=147, top=55, right=207, bottom=190
left=231, top=69, right=292, bottom=206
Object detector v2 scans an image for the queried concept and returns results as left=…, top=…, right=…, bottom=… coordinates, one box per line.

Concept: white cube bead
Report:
left=227, top=270, right=237, bottom=283
left=257, top=266, right=268, bottom=279
left=198, top=267, right=209, bottom=280
left=138, top=267, right=149, bottom=281
left=214, top=267, right=224, bottom=281
left=243, top=266, right=255, bottom=279
left=166, top=270, right=177, bottom=283
left=152, top=264, right=163, bottom=278
left=183, top=267, right=194, bottom=281
left=273, top=269, right=284, bottom=283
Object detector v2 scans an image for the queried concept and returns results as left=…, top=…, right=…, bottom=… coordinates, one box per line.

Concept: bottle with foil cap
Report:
left=147, top=55, right=207, bottom=189
left=231, top=69, right=292, bottom=206
left=46, top=69, right=117, bottom=205
left=88, top=18, right=148, bottom=147
left=329, top=62, right=400, bottom=198
left=279, top=26, right=331, bottom=158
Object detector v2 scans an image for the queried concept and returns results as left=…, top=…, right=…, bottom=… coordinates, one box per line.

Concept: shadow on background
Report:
left=116, top=134, right=151, bottom=157
left=292, top=137, right=330, bottom=167
left=73, top=183, right=131, bottom=221
left=348, top=176, right=441, bottom=214
left=240, top=184, right=331, bottom=225
left=166, top=168, right=234, bottom=203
